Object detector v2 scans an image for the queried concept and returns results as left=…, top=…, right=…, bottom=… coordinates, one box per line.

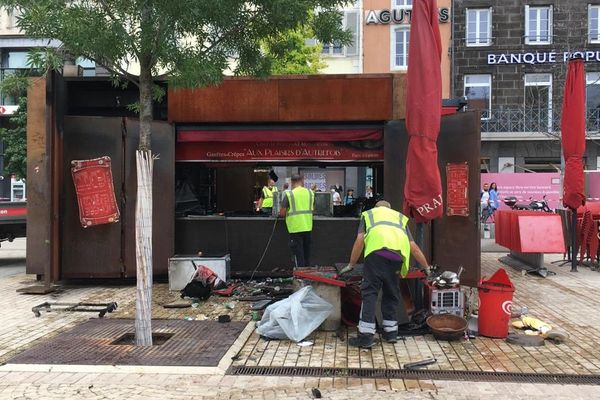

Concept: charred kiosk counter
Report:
left=175, top=216, right=359, bottom=277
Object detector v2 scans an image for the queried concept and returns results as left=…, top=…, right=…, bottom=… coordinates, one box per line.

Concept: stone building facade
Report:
left=453, top=0, right=600, bottom=173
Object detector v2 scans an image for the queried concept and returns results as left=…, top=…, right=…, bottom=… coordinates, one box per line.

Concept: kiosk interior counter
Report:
left=175, top=162, right=383, bottom=218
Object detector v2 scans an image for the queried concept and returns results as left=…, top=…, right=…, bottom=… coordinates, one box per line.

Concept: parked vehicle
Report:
left=503, top=195, right=552, bottom=213
left=0, top=201, right=26, bottom=244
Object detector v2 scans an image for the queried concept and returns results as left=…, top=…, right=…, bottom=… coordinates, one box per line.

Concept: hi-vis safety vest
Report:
left=262, top=186, right=278, bottom=208
left=362, top=207, right=411, bottom=277
left=285, top=187, right=314, bottom=233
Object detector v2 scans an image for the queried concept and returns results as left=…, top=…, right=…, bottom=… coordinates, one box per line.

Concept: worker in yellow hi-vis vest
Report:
left=257, top=178, right=278, bottom=215
left=279, top=173, right=314, bottom=268
left=341, top=200, right=431, bottom=349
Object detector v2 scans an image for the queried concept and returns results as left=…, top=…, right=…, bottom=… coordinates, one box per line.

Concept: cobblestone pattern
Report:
left=3, top=244, right=600, bottom=398
left=234, top=254, right=600, bottom=376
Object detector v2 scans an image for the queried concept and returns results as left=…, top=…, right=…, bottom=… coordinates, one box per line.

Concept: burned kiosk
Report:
left=26, top=73, right=481, bottom=286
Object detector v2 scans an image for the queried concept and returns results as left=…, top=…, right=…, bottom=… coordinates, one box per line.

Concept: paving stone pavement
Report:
left=234, top=253, right=600, bottom=376
left=2, top=240, right=600, bottom=398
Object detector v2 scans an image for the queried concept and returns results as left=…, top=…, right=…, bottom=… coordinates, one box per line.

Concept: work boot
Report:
left=349, top=333, right=374, bottom=349
left=382, top=330, right=398, bottom=343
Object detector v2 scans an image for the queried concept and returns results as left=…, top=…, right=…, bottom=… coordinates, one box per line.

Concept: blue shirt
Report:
left=489, top=189, right=499, bottom=209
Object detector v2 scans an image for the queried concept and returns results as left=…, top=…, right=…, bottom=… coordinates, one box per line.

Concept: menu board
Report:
left=446, top=162, right=469, bottom=217
left=71, top=156, right=120, bottom=228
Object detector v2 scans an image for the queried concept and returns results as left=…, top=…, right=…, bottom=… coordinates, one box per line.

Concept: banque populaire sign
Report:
left=488, top=51, right=600, bottom=65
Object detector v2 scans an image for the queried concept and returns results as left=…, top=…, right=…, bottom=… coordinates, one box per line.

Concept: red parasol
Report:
left=561, top=57, right=586, bottom=272
left=403, top=0, right=443, bottom=223
left=561, top=58, right=586, bottom=210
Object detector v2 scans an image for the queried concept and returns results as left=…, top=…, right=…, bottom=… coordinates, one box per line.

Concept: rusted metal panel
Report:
left=123, top=119, right=175, bottom=277
left=384, top=112, right=481, bottom=286
left=392, top=73, right=408, bottom=120
left=169, top=79, right=279, bottom=123
left=168, top=75, right=393, bottom=123
left=433, top=112, right=481, bottom=287
left=61, top=117, right=124, bottom=278
left=26, top=77, right=52, bottom=276
left=277, top=76, right=393, bottom=122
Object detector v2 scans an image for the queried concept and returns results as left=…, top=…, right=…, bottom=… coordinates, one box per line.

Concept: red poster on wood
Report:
left=71, top=156, right=120, bottom=228
left=446, top=162, right=469, bottom=217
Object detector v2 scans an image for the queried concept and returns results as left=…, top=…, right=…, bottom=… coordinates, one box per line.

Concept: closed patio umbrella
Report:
left=404, top=0, right=443, bottom=223
left=403, top=0, right=443, bottom=310
left=561, top=57, right=586, bottom=272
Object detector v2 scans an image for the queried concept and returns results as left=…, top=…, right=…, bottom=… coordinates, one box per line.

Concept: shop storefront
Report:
left=26, top=73, right=482, bottom=285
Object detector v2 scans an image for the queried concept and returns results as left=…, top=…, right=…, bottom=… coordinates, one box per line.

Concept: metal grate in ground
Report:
left=227, top=365, right=600, bottom=385
left=8, top=319, right=247, bottom=367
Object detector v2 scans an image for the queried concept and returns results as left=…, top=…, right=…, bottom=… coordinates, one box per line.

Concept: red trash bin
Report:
left=478, top=268, right=515, bottom=338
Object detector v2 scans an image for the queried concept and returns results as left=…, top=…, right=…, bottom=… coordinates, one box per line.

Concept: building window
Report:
left=76, top=58, right=96, bottom=77
left=322, top=10, right=360, bottom=57
left=587, top=72, right=600, bottom=132
left=590, top=5, right=600, bottom=43
left=466, top=8, right=492, bottom=46
left=391, top=26, right=410, bottom=69
left=587, top=72, right=600, bottom=110
left=393, top=0, right=412, bottom=8
left=525, top=5, right=552, bottom=45
left=464, top=75, right=491, bottom=119
left=524, top=73, right=552, bottom=132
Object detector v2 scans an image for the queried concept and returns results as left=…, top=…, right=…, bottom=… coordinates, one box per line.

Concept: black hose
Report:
left=249, top=217, right=279, bottom=281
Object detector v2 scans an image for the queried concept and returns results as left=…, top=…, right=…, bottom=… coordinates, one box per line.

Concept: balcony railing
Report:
left=480, top=108, right=600, bottom=135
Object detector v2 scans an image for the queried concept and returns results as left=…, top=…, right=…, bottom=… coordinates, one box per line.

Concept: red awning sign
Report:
left=176, top=141, right=383, bottom=162
left=177, top=128, right=383, bottom=143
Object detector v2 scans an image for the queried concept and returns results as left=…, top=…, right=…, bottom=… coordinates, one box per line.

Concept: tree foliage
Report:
left=264, top=25, right=326, bottom=75
left=1, top=0, right=349, bottom=88
left=0, top=96, right=27, bottom=180
left=0, top=72, right=35, bottom=181
left=1, top=0, right=351, bottom=345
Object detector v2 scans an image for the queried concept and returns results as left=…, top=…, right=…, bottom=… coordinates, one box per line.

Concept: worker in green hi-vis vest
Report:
left=279, top=173, right=314, bottom=268
left=256, top=178, right=278, bottom=215
left=341, top=200, right=432, bottom=349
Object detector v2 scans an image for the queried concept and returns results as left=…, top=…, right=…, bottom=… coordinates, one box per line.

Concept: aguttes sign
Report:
left=365, top=8, right=450, bottom=25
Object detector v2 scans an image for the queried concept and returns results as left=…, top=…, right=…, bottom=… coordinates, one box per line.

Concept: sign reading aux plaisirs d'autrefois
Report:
left=488, top=51, right=600, bottom=65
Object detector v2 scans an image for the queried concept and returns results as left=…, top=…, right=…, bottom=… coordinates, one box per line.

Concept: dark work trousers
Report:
left=358, top=253, right=402, bottom=335
left=289, top=231, right=312, bottom=268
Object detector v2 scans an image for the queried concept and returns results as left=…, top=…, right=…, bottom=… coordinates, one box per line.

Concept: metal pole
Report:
left=571, top=208, right=578, bottom=272
left=413, top=222, right=425, bottom=311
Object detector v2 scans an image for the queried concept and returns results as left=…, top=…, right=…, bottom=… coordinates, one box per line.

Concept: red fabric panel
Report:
left=177, top=128, right=383, bottom=143
left=403, top=0, right=443, bottom=223
left=495, top=210, right=565, bottom=253
left=561, top=59, right=586, bottom=209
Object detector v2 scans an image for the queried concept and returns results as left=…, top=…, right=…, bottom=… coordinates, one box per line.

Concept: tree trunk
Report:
left=135, top=67, right=154, bottom=346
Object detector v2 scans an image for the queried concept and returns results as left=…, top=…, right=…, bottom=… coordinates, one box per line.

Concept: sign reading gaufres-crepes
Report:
left=488, top=51, right=600, bottom=65
left=365, top=8, right=449, bottom=25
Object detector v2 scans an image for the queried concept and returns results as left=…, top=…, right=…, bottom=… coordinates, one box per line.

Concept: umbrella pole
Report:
left=571, top=208, right=578, bottom=272
left=412, top=222, right=425, bottom=311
